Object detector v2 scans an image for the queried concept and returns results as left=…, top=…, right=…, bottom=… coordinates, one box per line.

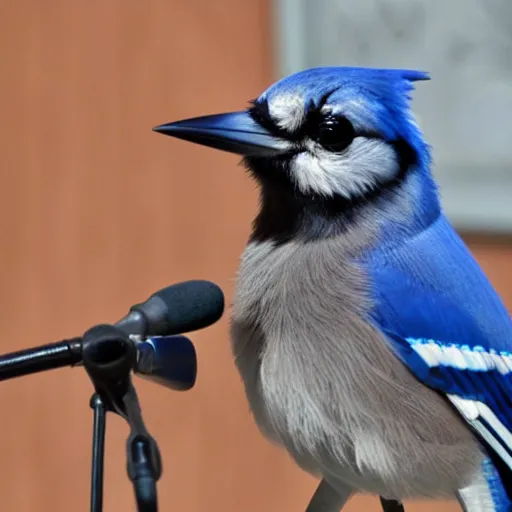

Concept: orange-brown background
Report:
left=0, top=2, right=510, bottom=511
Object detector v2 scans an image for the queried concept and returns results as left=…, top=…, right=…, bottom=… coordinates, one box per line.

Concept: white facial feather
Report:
left=268, top=93, right=306, bottom=132
left=291, top=137, right=398, bottom=198
left=265, top=92, right=406, bottom=199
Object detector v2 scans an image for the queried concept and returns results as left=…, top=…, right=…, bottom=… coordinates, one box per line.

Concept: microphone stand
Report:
left=90, top=393, right=107, bottom=512
left=0, top=327, right=163, bottom=512
left=0, top=280, right=216, bottom=512
left=0, top=338, right=83, bottom=380
left=82, top=324, right=162, bottom=512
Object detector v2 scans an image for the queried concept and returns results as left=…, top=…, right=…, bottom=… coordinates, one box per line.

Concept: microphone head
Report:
left=118, top=280, right=225, bottom=336
left=153, top=280, right=225, bottom=334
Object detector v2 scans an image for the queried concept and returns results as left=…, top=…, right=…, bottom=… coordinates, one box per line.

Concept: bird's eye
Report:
left=309, top=115, right=355, bottom=152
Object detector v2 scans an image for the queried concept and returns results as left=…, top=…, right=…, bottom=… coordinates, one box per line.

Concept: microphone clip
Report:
left=82, top=324, right=162, bottom=512
left=82, top=324, right=136, bottom=417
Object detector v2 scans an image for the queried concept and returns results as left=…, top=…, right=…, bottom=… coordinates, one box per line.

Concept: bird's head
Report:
left=155, top=67, right=437, bottom=243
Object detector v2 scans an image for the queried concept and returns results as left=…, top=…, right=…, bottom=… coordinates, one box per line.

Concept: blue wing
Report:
left=360, top=213, right=512, bottom=474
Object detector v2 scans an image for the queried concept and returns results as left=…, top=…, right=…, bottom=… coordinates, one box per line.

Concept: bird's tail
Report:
left=457, top=458, right=511, bottom=512
left=487, top=449, right=512, bottom=505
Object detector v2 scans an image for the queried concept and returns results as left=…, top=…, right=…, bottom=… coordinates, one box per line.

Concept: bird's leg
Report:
left=305, top=480, right=406, bottom=512
left=379, top=497, right=405, bottom=512
left=305, top=478, right=353, bottom=511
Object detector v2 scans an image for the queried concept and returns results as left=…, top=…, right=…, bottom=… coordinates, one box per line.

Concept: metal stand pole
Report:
left=90, top=393, right=107, bottom=512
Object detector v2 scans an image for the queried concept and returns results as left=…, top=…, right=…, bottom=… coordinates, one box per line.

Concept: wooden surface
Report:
left=0, top=2, right=509, bottom=511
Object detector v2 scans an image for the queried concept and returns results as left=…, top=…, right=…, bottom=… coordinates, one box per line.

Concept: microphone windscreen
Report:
left=151, top=280, right=225, bottom=334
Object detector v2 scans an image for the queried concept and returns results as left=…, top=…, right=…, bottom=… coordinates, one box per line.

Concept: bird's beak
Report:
left=153, top=111, right=288, bottom=157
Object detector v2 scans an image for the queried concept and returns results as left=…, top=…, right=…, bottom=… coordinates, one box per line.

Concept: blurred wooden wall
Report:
left=0, top=2, right=510, bottom=511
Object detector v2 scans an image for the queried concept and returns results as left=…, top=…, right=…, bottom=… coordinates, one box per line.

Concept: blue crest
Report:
left=258, top=66, right=431, bottom=168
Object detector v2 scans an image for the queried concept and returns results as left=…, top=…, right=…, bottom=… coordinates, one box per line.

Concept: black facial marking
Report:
left=248, top=99, right=291, bottom=140
left=246, top=94, right=419, bottom=244
left=248, top=88, right=339, bottom=142
left=245, top=136, right=418, bottom=245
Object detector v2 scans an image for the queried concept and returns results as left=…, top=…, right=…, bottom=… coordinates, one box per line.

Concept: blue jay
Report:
left=154, top=67, right=512, bottom=511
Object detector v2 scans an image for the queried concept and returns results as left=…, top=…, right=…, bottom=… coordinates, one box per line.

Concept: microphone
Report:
left=0, top=280, right=225, bottom=388
left=112, top=280, right=225, bottom=391
left=115, top=280, right=225, bottom=336
left=0, top=280, right=225, bottom=512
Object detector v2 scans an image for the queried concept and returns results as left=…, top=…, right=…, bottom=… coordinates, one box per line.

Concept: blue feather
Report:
left=482, top=458, right=511, bottom=512
left=360, top=210, right=512, bottom=494
left=363, top=213, right=511, bottom=351
left=258, top=66, right=432, bottom=169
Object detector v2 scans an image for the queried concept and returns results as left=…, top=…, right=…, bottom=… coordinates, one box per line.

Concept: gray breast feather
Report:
left=230, top=238, right=482, bottom=500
